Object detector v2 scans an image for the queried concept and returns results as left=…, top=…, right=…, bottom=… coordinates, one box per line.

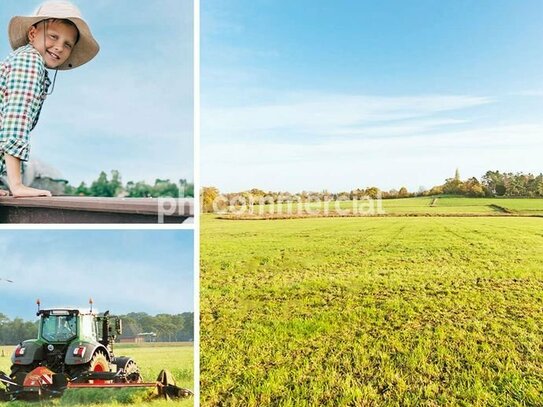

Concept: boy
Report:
left=0, top=1, right=99, bottom=197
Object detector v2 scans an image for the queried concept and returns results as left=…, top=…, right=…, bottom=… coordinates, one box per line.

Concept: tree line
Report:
left=119, top=312, right=194, bottom=342
left=65, top=170, right=194, bottom=198
left=0, top=314, right=37, bottom=345
left=201, top=170, right=543, bottom=212
left=0, top=312, right=194, bottom=345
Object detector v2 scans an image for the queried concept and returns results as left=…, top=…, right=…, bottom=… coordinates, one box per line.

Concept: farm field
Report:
left=224, top=196, right=543, bottom=217
left=201, top=213, right=543, bottom=406
left=0, top=343, right=194, bottom=406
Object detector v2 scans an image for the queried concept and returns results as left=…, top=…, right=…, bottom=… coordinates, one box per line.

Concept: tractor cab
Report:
left=38, top=309, right=80, bottom=343
left=10, top=303, right=118, bottom=377
left=36, top=308, right=120, bottom=346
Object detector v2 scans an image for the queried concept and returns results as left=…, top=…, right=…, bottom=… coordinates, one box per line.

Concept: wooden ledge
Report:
left=0, top=196, right=194, bottom=224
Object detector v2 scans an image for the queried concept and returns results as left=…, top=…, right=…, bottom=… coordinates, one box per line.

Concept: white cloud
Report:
left=203, top=93, right=491, bottom=138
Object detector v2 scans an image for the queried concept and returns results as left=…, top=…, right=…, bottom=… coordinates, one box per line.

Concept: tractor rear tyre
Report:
left=10, top=364, right=35, bottom=384
left=88, top=352, right=110, bottom=384
left=9, top=364, right=35, bottom=392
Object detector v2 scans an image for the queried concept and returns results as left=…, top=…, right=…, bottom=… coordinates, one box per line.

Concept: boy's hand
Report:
left=10, top=184, right=52, bottom=198
left=0, top=190, right=9, bottom=196
left=4, top=154, right=52, bottom=197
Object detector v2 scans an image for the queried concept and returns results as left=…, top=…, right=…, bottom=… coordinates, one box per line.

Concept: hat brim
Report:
left=8, top=16, right=99, bottom=70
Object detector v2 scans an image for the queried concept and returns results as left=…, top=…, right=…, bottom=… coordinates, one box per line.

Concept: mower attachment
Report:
left=0, top=367, right=193, bottom=400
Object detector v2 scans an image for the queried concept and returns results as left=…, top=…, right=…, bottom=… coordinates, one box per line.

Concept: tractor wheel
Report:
left=9, top=364, right=35, bottom=384
left=88, top=352, right=110, bottom=384
left=124, top=361, right=143, bottom=383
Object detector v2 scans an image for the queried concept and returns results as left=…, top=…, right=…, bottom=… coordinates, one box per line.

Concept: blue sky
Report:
left=202, top=0, right=543, bottom=192
left=0, top=0, right=193, bottom=186
left=0, top=230, right=194, bottom=320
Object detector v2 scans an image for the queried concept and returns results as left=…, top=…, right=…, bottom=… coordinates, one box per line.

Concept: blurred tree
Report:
left=398, top=187, right=409, bottom=197
left=201, top=187, right=220, bottom=213
left=152, top=179, right=179, bottom=198
left=89, top=171, right=123, bottom=197
left=126, top=181, right=153, bottom=197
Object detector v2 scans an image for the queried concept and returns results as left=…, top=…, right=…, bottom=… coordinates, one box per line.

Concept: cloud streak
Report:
left=202, top=89, right=543, bottom=192
left=203, top=93, right=491, bottom=138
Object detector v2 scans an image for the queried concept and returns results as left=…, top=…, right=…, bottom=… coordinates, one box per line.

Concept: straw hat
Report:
left=8, top=1, right=99, bottom=70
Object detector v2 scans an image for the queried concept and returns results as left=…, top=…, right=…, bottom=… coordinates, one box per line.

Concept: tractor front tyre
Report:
left=10, top=364, right=35, bottom=385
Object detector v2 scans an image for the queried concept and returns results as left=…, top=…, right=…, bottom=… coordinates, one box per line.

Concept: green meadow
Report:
left=224, top=196, right=543, bottom=217
left=0, top=343, right=193, bottom=407
left=201, top=202, right=543, bottom=406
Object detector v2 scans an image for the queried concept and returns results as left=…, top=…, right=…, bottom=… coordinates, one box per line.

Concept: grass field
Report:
left=0, top=343, right=194, bottom=406
left=201, top=212, right=543, bottom=406
left=223, top=196, right=543, bottom=217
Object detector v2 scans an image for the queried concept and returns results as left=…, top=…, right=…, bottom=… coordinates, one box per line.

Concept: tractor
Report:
left=0, top=301, right=192, bottom=400
left=9, top=301, right=141, bottom=388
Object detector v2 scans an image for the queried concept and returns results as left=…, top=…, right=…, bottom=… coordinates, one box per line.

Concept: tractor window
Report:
left=95, top=320, right=103, bottom=342
left=80, top=315, right=96, bottom=340
left=41, top=315, right=77, bottom=342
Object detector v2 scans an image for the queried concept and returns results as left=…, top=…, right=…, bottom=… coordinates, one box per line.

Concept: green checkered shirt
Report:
left=0, top=44, right=50, bottom=175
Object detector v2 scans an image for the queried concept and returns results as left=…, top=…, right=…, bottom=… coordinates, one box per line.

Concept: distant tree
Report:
left=398, top=187, right=409, bottom=198
left=89, top=171, right=123, bottom=197
left=249, top=188, right=266, bottom=198
left=152, top=179, right=179, bottom=198
left=201, top=187, right=220, bottom=213
left=481, top=170, right=505, bottom=196
left=117, top=312, right=194, bottom=342
left=351, top=188, right=365, bottom=200
left=464, top=177, right=485, bottom=197
left=537, top=177, right=543, bottom=197
left=365, top=187, right=380, bottom=199
left=110, top=170, right=123, bottom=196
left=322, top=189, right=332, bottom=201
left=0, top=317, right=38, bottom=344
left=427, top=185, right=444, bottom=196
left=387, top=189, right=399, bottom=199
left=495, top=184, right=506, bottom=196
left=89, top=172, right=109, bottom=196
left=64, top=184, right=75, bottom=195
left=75, top=182, right=90, bottom=196
left=179, top=180, right=195, bottom=198
left=126, top=181, right=153, bottom=197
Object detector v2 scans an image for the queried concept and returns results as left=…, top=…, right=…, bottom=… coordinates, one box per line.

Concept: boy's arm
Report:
left=4, top=154, right=51, bottom=197
left=0, top=49, right=50, bottom=197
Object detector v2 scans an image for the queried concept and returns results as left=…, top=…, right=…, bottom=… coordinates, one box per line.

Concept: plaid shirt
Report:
left=0, top=44, right=50, bottom=175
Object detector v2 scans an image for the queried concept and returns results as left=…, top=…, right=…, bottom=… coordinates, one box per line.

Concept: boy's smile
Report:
left=28, top=20, right=78, bottom=69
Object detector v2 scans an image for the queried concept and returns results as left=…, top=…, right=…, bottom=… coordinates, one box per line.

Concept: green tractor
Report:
left=1, top=301, right=192, bottom=401
left=9, top=301, right=142, bottom=386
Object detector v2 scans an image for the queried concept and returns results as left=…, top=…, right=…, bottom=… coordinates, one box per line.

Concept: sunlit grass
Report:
left=201, top=214, right=543, bottom=406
